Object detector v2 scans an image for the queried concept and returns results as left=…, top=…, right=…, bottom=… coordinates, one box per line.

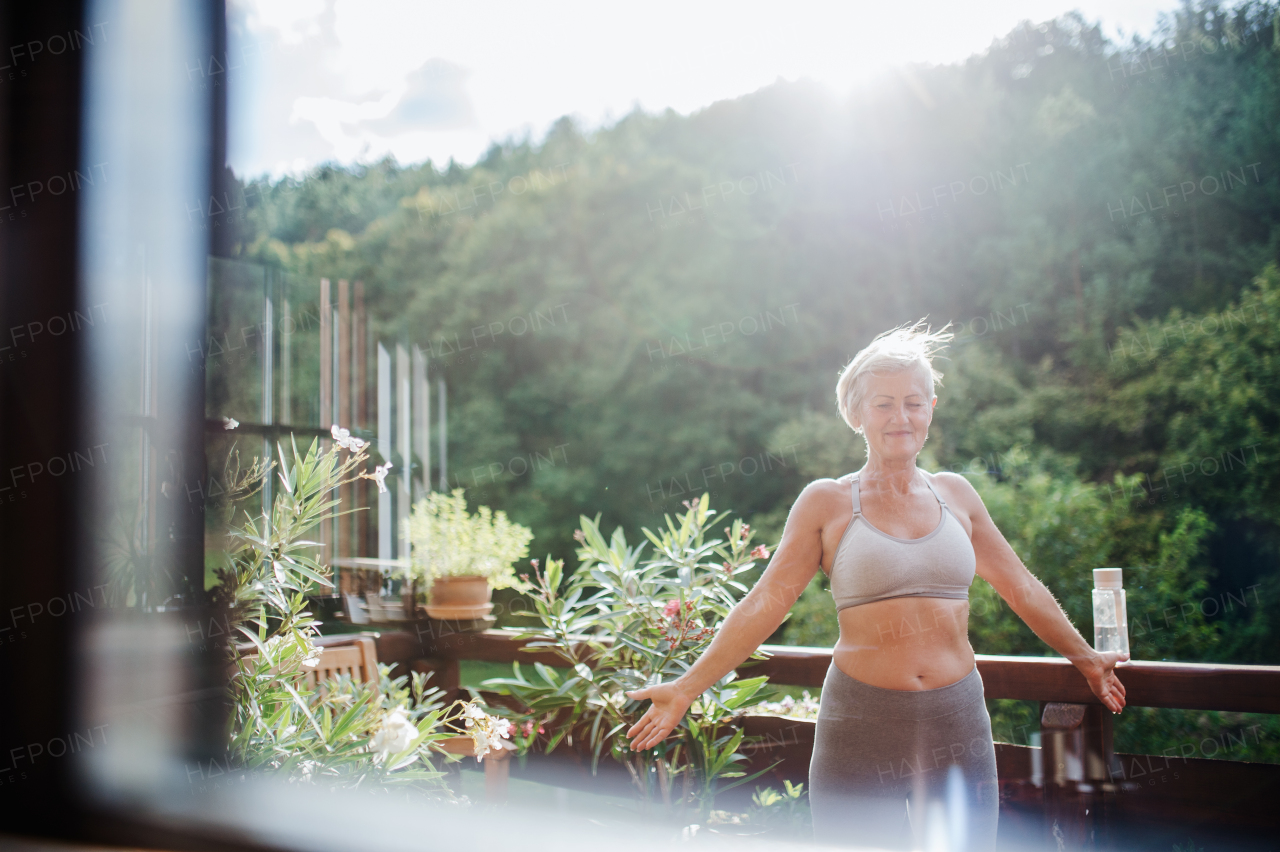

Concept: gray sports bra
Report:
left=828, top=473, right=976, bottom=612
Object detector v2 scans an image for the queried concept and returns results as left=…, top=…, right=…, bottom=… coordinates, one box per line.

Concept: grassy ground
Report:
left=461, top=659, right=523, bottom=689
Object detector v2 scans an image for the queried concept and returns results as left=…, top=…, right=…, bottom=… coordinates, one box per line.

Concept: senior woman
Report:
left=624, top=322, right=1128, bottom=850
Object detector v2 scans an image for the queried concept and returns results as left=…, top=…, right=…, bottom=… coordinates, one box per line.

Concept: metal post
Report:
left=413, top=345, right=429, bottom=497
left=377, top=343, right=392, bottom=564
left=337, top=280, right=350, bottom=571
left=319, top=278, right=331, bottom=557
left=337, top=279, right=350, bottom=429
left=438, top=377, right=447, bottom=490
left=280, top=284, right=291, bottom=426
left=261, top=267, right=273, bottom=529
left=331, top=305, right=340, bottom=557
left=354, top=284, right=367, bottom=560
left=319, top=278, right=331, bottom=425
left=397, top=344, right=411, bottom=562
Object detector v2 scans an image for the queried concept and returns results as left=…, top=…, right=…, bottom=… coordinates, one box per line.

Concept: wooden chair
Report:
left=309, top=635, right=380, bottom=693
left=234, top=634, right=380, bottom=696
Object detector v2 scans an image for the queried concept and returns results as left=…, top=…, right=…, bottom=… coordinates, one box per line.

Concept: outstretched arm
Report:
left=625, top=482, right=833, bottom=750
left=940, top=472, right=1128, bottom=714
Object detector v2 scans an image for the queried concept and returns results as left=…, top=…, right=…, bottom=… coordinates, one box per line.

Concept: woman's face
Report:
left=850, top=368, right=935, bottom=463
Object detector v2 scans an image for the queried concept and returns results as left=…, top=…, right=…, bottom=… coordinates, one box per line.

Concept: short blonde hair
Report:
left=836, top=320, right=953, bottom=433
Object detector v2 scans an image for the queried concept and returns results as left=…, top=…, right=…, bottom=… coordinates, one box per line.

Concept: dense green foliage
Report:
left=485, top=496, right=774, bottom=816
left=218, top=437, right=512, bottom=790
left=218, top=2, right=1280, bottom=666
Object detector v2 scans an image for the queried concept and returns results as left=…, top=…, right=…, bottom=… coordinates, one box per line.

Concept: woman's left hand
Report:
left=1080, top=650, right=1129, bottom=714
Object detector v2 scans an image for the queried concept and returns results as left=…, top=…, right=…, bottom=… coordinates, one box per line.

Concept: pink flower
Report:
left=751, top=544, right=770, bottom=560
left=573, top=529, right=586, bottom=543
left=662, top=600, right=680, bottom=618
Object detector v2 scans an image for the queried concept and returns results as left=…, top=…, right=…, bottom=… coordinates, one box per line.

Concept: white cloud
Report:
left=243, top=0, right=326, bottom=45
left=228, top=0, right=1174, bottom=179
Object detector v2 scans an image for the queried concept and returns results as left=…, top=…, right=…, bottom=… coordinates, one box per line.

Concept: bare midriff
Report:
left=833, top=596, right=974, bottom=690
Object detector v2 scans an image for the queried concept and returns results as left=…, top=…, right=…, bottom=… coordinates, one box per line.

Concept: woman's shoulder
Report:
left=804, top=472, right=856, bottom=491
left=923, top=469, right=982, bottom=508
left=793, top=475, right=855, bottom=511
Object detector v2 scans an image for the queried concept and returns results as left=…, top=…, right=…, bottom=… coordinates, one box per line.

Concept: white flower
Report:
left=263, top=634, right=287, bottom=658
left=370, top=707, right=416, bottom=757
left=330, top=424, right=368, bottom=452
left=365, top=461, right=392, bottom=494
left=222, top=417, right=239, bottom=430
left=262, top=634, right=321, bottom=670
left=459, top=703, right=514, bottom=763
left=747, top=689, right=822, bottom=721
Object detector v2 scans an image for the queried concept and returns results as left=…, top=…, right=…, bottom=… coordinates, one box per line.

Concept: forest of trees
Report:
left=211, top=1, right=1279, bottom=684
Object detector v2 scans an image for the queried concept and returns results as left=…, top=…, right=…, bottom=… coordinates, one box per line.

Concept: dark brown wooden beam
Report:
left=369, top=629, right=1280, bottom=714
left=743, top=648, right=1280, bottom=714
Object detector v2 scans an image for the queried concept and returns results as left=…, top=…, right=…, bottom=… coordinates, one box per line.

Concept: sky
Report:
left=225, top=0, right=1178, bottom=180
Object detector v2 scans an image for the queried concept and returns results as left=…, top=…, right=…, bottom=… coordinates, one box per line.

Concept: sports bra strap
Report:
left=846, top=472, right=946, bottom=514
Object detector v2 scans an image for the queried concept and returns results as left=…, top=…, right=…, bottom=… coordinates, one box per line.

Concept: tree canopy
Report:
left=217, top=1, right=1280, bottom=665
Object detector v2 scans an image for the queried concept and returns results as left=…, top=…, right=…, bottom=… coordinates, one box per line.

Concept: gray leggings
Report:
left=809, top=663, right=999, bottom=850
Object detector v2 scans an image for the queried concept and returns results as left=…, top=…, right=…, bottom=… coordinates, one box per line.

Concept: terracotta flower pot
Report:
left=425, top=575, right=494, bottom=620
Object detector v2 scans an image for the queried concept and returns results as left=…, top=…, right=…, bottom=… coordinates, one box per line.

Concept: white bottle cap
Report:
left=1094, top=568, right=1124, bottom=589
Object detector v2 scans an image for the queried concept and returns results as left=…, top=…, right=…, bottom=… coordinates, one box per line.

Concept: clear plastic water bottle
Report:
left=1092, top=568, right=1129, bottom=656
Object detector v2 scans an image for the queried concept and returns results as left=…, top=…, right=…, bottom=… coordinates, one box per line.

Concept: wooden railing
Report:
left=375, top=626, right=1280, bottom=711
left=366, top=626, right=1279, bottom=850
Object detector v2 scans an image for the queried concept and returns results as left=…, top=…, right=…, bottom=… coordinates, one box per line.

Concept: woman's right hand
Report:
left=625, top=681, right=696, bottom=751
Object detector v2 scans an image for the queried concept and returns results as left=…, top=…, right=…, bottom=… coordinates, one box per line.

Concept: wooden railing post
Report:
left=412, top=656, right=460, bottom=701
left=1082, top=704, right=1114, bottom=787
left=483, top=747, right=512, bottom=804
left=437, top=736, right=511, bottom=804
left=1040, top=701, right=1115, bottom=849
left=1041, top=702, right=1087, bottom=849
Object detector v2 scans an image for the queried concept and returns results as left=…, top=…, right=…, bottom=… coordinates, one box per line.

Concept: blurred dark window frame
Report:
left=0, top=1, right=236, bottom=846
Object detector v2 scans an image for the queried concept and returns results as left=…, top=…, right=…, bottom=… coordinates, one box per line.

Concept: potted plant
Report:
left=404, top=488, right=533, bottom=620
left=483, top=494, right=777, bottom=817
